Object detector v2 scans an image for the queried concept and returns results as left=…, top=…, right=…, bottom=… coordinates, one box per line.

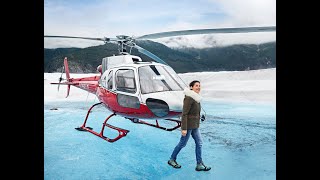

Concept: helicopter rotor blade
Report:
left=134, top=45, right=169, bottom=65
left=136, top=26, right=276, bottom=40
left=44, top=35, right=114, bottom=42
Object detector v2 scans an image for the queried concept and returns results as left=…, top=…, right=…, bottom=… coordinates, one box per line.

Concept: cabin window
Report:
left=107, top=70, right=113, bottom=90
left=115, top=69, right=136, bottom=93
left=117, top=94, right=140, bottom=109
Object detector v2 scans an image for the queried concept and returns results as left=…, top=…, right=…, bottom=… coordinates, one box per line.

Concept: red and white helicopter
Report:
left=45, top=26, right=276, bottom=142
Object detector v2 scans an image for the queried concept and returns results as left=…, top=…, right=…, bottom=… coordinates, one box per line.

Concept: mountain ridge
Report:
left=44, top=40, right=275, bottom=73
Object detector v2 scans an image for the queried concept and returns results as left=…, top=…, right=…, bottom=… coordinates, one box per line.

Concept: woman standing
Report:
left=168, top=80, right=211, bottom=171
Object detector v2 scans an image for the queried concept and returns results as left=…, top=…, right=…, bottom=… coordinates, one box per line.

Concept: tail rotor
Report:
left=51, top=57, right=72, bottom=98
left=58, top=65, right=65, bottom=91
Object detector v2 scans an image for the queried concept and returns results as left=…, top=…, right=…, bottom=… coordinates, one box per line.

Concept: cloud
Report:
left=210, top=0, right=276, bottom=26
left=44, top=0, right=276, bottom=48
left=153, top=32, right=276, bottom=48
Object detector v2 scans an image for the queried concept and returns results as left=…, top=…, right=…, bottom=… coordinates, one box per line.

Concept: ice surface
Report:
left=44, top=68, right=276, bottom=179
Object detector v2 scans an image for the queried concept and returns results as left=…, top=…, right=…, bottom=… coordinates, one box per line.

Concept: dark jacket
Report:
left=181, top=95, right=201, bottom=130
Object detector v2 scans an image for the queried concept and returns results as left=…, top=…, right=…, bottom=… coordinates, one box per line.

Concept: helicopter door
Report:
left=97, top=70, right=114, bottom=108
left=99, top=70, right=113, bottom=89
left=115, top=69, right=140, bottom=109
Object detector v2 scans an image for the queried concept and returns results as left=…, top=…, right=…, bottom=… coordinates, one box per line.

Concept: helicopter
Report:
left=45, top=26, right=276, bottom=142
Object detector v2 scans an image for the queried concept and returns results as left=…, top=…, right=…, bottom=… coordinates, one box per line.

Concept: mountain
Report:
left=44, top=40, right=275, bottom=73
left=174, top=42, right=276, bottom=71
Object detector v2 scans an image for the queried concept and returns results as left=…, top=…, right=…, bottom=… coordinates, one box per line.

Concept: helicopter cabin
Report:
left=101, top=55, right=142, bottom=73
left=98, top=54, right=186, bottom=118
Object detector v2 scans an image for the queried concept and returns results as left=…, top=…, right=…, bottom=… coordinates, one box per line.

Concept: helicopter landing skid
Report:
left=75, top=102, right=129, bottom=143
left=75, top=126, right=92, bottom=131
left=127, top=118, right=181, bottom=131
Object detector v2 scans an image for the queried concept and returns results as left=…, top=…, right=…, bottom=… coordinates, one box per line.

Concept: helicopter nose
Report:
left=146, top=98, right=169, bottom=118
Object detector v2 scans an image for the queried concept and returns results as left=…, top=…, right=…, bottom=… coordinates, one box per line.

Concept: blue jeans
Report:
left=170, top=128, right=203, bottom=164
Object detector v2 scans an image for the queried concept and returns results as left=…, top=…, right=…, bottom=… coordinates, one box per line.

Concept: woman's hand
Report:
left=181, top=130, right=187, bottom=136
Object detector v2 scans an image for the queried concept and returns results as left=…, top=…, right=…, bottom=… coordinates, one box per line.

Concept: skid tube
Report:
left=75, top=102, right=129, bottom=143
left=126, top=118, right=181, bottom=131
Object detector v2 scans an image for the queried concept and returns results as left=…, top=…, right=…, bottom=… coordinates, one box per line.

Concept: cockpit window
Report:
left=163, top=66, right=186, bottom=89
left=138, top=65, right=184, bottom=94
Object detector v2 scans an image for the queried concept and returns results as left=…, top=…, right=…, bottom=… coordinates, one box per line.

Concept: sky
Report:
left=44, top=0, right=276, bottom=48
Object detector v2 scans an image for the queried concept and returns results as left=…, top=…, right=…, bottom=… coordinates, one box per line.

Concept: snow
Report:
left=44, top=68, right=276, bottom=104
left=44, top=68, right=276, bottom=179
left=180, top=68, right=276, bottom=104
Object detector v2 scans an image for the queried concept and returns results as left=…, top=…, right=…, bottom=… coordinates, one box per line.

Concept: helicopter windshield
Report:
left=138, top=65, right=185, bottom=94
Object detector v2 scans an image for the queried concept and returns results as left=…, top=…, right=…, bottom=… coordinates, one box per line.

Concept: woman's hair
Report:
left=189, top=80, right=200, bottom=88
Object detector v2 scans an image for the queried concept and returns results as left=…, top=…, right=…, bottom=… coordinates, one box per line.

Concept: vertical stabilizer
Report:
left=64, top=57, right=70, bottom=80
left=64, top=57, right=71, bottom=97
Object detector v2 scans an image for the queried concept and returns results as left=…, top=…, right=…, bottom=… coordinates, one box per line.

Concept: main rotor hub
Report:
left=115, top=35, right=136, bottom=54
left=116, top=35, right=131, bottom=40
